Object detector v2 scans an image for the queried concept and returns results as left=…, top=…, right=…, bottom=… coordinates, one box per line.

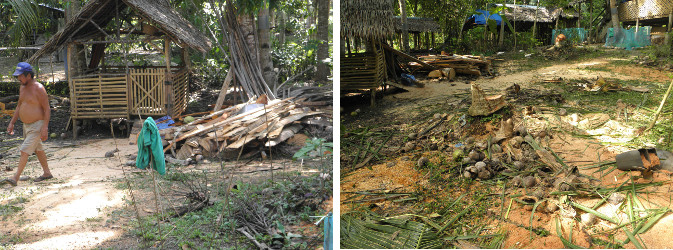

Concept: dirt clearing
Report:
left=341, top=47, right=673, bottom=248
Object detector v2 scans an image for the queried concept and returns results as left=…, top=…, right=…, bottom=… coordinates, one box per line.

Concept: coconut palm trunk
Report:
left=315, top=0, right=331, bottom=82
left=258, top=4, right=275, bottom=88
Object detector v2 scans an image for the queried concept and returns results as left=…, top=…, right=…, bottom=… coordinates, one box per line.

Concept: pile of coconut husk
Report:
left=160, top=96, right=331, bottom=162
left=454, top=117, right=596, bottom=195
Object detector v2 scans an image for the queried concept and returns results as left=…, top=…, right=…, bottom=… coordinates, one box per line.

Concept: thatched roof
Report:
left=29, top=0, right=211, bottom=63
left=341, top=0, right=394, bottom=40
left=393, top=17, right=441, bottom=33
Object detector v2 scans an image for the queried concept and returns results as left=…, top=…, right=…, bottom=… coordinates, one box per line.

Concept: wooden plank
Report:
left=380, top=43, right=438, bottom=70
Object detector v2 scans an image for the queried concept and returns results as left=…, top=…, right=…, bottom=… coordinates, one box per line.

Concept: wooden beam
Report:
left=182, top=47, right=191, bottom=71
left=380, top=43, right=438, bottom=70
left=214, top=68, right=234, bottom=112
left=165, top=38, right=174, bottom=116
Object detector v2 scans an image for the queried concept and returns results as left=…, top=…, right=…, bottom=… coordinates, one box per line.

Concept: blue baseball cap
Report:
left=13, top=62, right=33, bottom=76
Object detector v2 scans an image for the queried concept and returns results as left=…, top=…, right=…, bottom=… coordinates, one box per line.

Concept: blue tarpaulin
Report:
left=471, top=10, right=502, bottom=26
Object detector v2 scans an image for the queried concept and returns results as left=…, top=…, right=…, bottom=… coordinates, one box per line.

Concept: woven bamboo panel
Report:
left=129, top=68, right=166, bottom=116
left=172, top=68, right=190, bottom=117
left=71, top=76, right=128, bottom=119
left=341, top=47, right=385, bottom=90
left=341, top=51, right=385, bottom=90
left=618, top=0, right=672, bottom=22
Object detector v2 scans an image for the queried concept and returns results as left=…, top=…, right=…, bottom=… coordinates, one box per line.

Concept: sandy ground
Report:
left=1, top=138, right=134, bottom=249
left=341, top=51, right=673, bottom=248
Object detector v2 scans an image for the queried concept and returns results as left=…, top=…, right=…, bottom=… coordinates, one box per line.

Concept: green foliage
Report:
left=293, top=137, right=333, bottom=160
left=341, top=213, right=444, bottom=249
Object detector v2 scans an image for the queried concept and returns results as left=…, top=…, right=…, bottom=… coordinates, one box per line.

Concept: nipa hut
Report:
left=618, top=0, right=672, bottom=25
left=617, top=0, right=672, bottom=43
left=29, top=0, right=211, bottom=139
left=465, top=4, right=579, bottom=44
left=341, top=0, right=394, bottom=106
left=393, top=16, right=441, bottom=50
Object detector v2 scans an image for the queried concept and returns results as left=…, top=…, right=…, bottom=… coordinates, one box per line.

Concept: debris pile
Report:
left=410, top=53, right=492, bottom=77
left=158, top=95, right=332, bottom=162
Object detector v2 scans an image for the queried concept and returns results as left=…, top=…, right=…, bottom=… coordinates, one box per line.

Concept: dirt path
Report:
left=342, top=51, right=673, bottom=248
left=1, top=138, right=134, bottom=248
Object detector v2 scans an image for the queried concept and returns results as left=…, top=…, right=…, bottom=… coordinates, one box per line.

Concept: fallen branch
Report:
left=236, top=227, right=270, bottom=249
left=646, top=78, right=673, bottom=132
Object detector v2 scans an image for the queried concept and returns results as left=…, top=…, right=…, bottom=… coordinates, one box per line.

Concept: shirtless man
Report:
left=1, top=62, right=52, bottom=186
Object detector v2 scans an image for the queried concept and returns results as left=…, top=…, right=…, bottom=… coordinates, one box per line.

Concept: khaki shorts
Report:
left=20, top=120, right=44, bottom=154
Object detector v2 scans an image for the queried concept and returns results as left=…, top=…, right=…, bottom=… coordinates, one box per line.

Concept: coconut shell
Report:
left=523, top=176, right=537, bottom=188
left=417, top=157, right=430, bottom=167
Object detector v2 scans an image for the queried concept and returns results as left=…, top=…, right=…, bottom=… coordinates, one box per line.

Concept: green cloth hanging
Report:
left=136, top=117, right=166, bottom=175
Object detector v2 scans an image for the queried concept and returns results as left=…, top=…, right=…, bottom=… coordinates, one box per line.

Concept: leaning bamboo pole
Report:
left=647, top=78, right=673, bottom=131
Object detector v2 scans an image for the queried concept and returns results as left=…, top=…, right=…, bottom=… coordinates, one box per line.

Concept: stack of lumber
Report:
left=161, top=97, right=331, bottom=160
left=411, top=54, right=492, bottom=76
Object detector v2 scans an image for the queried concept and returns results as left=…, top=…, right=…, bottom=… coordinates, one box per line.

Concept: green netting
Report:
left=552, top=28, right=587, bottom=44
left=605, top=27, right=651, bottom=50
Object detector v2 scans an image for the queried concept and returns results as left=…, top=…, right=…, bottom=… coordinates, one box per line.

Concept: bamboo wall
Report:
left=172, top=68, right=190, bottom=117
left=129, top=68, right=166, bottom=116
left=71, top=75, right=129, bottom=119
left=341, top=49, right=385, bottom=90
left=69, top=67, right=189, bottom=119
left=618, top=0, right=672, bottom=22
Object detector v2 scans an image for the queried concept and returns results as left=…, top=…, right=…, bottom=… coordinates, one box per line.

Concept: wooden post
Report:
left=182, top=46, right=191, bottom=72
left=635, top=0, right=639, bottom=33
left=370, top=88, right=376, bottom=107
left=67, top=43, right=78, bottom=140
left=668, top=8, right=673, bottom=45
left=431, top=32, right=435, bottom=49
left=399, top=0, right=410, bottom=53
left=164, top=38, right=174, bottom=117
left=425, top=32, right=430, bottom=51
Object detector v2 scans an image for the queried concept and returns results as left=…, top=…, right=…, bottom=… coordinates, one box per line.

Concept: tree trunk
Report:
left=315, top=0, right=330, bottom=82
left=238, top=13, right=258, bottom=66
left=258, top=5, right=275, bottom=88
left=577, top=2, right=581, bottom=28
left=669, top=9, right=673, bottom=51
left=533, top=0, right=539, bottom=40
left=498, top=1, right=505, bottom=48
left=66, top=0, right=86, bottom=76
left=589, top=0, right=593, bottom=42
left=610, top=0, right=620, bottom=29
left=280, top=10, right=286, bottom=44
left=513, top=0, right=517, bottom=49
left=666, top=8, right=673, bottom=47
left=398, top=0, right=410, bottom=53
